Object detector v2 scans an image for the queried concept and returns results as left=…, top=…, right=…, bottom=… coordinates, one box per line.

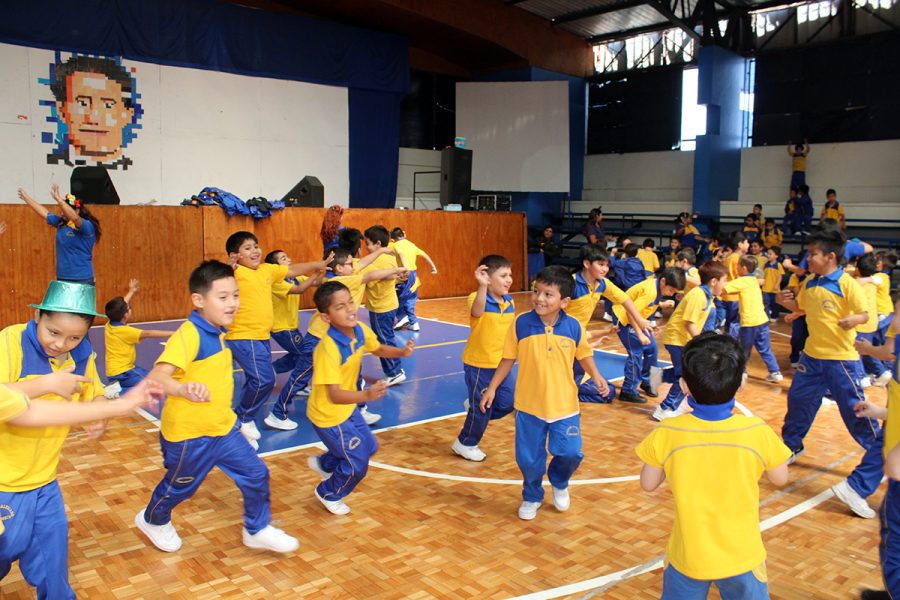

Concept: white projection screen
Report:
left=0, top=42, right=349, bottom=205
left=456, top=80, right=569, bottom=193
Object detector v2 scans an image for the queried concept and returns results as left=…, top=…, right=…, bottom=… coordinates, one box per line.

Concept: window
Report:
left=593, top=27, right=696, bottom=74
left=679, top=67, right=706, bottom=151
left=741, top=58, right=756, bottom=148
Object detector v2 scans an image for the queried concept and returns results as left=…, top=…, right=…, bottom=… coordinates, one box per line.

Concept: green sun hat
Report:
left=29, top=280, right=105, bottom=317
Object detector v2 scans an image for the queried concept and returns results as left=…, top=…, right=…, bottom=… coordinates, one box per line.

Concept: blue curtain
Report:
left=349, top=89, right=403, bottom=209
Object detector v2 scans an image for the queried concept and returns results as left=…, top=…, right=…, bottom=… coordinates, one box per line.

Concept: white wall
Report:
left=0, top=42, right=349, bottom=205
left=395, top=147, right=441, bottom=210
left=579, top=140, right=900, bottom=223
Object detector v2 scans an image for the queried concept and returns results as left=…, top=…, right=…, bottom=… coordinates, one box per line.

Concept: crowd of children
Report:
left=2, top=183, right=900, bottom=599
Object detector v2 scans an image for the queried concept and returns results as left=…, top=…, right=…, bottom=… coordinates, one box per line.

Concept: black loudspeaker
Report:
left=440, top=147, right=472, bottom=208
left=70, top=167, right=120, bottom=205
left=282, top=176, right=324, bottom=207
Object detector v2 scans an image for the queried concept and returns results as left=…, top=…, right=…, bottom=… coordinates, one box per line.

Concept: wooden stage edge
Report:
left=0, top=206, right=528, bottom=326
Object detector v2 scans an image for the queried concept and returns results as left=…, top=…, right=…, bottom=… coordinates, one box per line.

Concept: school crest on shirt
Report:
left=0, top=504, right=13, bottom=522
left=821, top=299, right=837, bottom=311
left=348, top=436, right=362, bottom=450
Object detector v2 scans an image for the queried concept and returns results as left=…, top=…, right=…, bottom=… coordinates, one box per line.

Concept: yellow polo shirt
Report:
left=502, top=310, right=592, bottom=421
left=566, top=272, right=628, bottom=328
left=157, top=313, right=237, bottom=442
left=763, top=230, right=783, bottom=248
left=722, top=252, right=743, bottom=302
left=723, top=276, right=769, bottom=328
left=361, top=253, right=400, bottom=313
left=762, top=262, right=785, bottom=293
left=857, top=280, right=880, bottom=335
left=684, top=266, right=699, bottom=294
left=636, top=414, right=791, bottom=580
left=0, top=385, right=29, bottom=533
left=308, top=323, right=381, bottom=428
left=637, top=248, right=660, bottom=274
left=227, top=263, right=290, bottom=340
left=875, top=274, right=893, bottom=315
left=105, top=322, right=143, bottom=377
left=391, top=239, right=426, bottom=293
left=271, top=276, right=307, bottom=333
left=884, top=337, right=900, bottom=461
left=461, top=292, right=515, bottom=369
left=797, top=269, right=868, bottom=361
left=0, top=323, right=105, bottom=492
left=307, top=274, right=366, bottom=339
left=663, top=286, right=713, bottom=347
left=613, top=278, right=659, bottom=327
left=821, top=201, right=845, bottom=222
left=792, top=154, right=806, bottom=171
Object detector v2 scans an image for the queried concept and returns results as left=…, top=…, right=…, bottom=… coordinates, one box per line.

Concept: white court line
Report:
left=770, top=329, right=792, bottom=338
left=368, top=461, right=639, bottom=485
left=509, top=487, right=837, bottom=600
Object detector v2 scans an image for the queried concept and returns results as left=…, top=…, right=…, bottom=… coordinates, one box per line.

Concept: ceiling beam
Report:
left=647, top=0, right=702, bottom=39
left=551, top=0, right=647, bottom=24
left=589, top=21, right=672, bottom=42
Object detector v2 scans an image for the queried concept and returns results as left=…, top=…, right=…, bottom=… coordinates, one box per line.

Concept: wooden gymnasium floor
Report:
left=2, top=292, right=888, bottom=599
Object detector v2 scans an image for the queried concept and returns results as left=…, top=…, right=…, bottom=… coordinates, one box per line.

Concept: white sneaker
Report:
left=409, top=323, right=420, bottom=332
left=602, top=313, right=613, bottom=322
left=648, top=366, right=663, bottom=395
left=518, top=501, right=542, bottom=520
left=104, top=381, right=122, bottom=399
left=551, top=487, right=570, bottom=512
left=383, top=370, right=407, bottom=387
left=295, top=385, right=312, bottom=397
left=263, top=413, right=298, bottom=431
left=832, top=479, right=876, bottom=519
left=821, top=396, right=836, bottom=405
left=360, top=406, right=382, bottom=426
left=875, top=371, right=893, bottom=387
left=243, top=525, right=299, bottom=553
left=451, top=439, right=486, bottom=462
left=134, top=510, right=182, bottom=552
left=652, top=406, right=679, bottom=421
left=240, top=421, right=261, bottom=441
left=307, top=455, right=331, bottom=480
left=769, top=317, right=777, bottom=323
left=765, top=372, right=784, bottom=383
left=246, top=437, right=259, bottom=451
left=315, top=488, right=350, bottom=515
left=393, top=316, right=410, bottom=330
left=861, top=376, right=873, bottom=389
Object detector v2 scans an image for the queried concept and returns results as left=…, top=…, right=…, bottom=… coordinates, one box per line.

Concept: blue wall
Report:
left=0, top=0, right=409, bottom=209
left=692, top=46, right=744, bottom=218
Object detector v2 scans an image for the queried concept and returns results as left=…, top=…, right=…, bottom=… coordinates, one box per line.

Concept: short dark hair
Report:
left=535, top=265, right=574, bottom=299
left=682, top=332, right=746, bottom=405
left=189, top=260, right=235, bottom=295
left=264, top=249, right=285, bottom=265
left=330, top=248, right=355, bottom=270
left=660, top=266, right=686, bottom=291
left=754, top=203, right=763, bottom=210
left=817, top=218, right=841, bottom=232
left=826, top=188, right=837, bottom=197
left=857, top=252, right=878, bottom=278
left=676, top=248, right=697, bottom=265
left=579, top=244, right=609, bottom=264
left=642, top=238, right=655, bottom=249
left=769, top=245, right=782, bottom=256
left=314, top=280, right=350, bottom=313
left=806, top=227, right=846, bottom=261
left=623, top=243, right=639, bottom=258
left=729, top=231, right=748, bottom=248
left=876, top=251, right=898, bottom=271
left=50, top=56, right=134, bottom=108
left=38, top=309, right=94, bottom=327
left=739, top=255, right=758, bottom=273
left=364, top=225, right=390, bottom=247
left=799, top=184, right=810, bottom=194
left=226, top=231, right=257, bottom=255
left=339, top=228, right=363, bottom=255
left=390, top=227, right=405, bottom=241
left=698, top=261, right=728, bottom=284
left=479, top=254, right=512, bottom=276
left=105, top=296, right=128, bottom=322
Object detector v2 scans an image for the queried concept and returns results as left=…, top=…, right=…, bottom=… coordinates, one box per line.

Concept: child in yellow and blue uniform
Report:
left=481, top=266, right=610, bottom=520
left=742, top=214, right=761, bottom=243
left=637, top=239, right=660, bottom=275
left=569, top=244, right=652, bottom=404
left=725, top=255, right=783, bottom=381
left=224, top=232, right=330, bottom=448
left=777, top=228, right=884, bottom=518
left=452, top=255, right=516, bottom=462
left=362, top=225, right=408, bottom=386
left=762, top=246, right=785, bottom=320
left=854, top=253, right=891, bottom=386
left=637, top=333, right=790, bottom=598
left=272, top=248, right=405, bottom=428
left=104, top=279, right=173, bottom=393
left=390, top=227, right=438, bottom=332
left=306, top=281, right=414, bottom=516
left=0, top=280, right=107, bottom=599
left=135, top=261, right=298, bottom=554
left=653, top=261, right=728, bottom=419
left=787, top=140, right=809, bottom=189
left=875, top=251, right=897, bottom=357
left=763, top=220, right=783, bottom=249
left=614, top=267, right=685, bottom=404
left=723, top=231, right=750, bottom=338
left=821, top=188, right=846, bottom=228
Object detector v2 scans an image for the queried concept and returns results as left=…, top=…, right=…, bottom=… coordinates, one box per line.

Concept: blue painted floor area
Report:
left=88, top=309, right=636, bottom=455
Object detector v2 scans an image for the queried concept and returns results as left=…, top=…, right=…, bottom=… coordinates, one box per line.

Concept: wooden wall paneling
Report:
left=0, top=206, right=58, bottom=326
left=200, top=207, right=258, bottom=262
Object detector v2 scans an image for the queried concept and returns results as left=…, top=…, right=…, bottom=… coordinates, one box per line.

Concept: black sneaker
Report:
left=618, top=391, right=648, bottom=404
left=860, top=590, right=891, bottom=600
left=639, top=383, right=659, bottom=398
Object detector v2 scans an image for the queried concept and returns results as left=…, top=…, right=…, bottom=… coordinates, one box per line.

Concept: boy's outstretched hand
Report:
left=366, top=381, right=388, bottom=402
left=401, top=339, right=415, bottom=356
left=474, top=265, right=491, bottom=287
left=119, top=379, right=165, bottom=414
left=854, top=399, right=887, bottom=421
